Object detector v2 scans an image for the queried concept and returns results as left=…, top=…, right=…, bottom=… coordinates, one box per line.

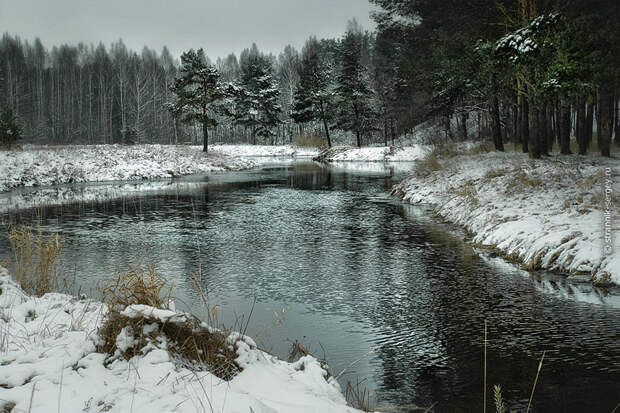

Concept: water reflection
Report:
left=1, top=162, right=619, bottom=413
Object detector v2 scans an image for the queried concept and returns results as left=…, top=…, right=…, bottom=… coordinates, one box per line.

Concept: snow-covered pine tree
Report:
left=291, top=37, right=335, bottom=147
left=235, top=44, right=282, bottom=144
left=337, top=21, right=373, bottom=148
left=169, top=48, right=227, bottom=152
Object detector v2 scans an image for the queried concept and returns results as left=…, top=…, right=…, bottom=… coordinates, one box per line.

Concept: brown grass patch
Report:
left=504, top=166, right=542, bottom=195
left=7, top=226, right=62, bottom=296
left=97, top=312, right=241, bottom=381
left=454, top=180, right=480, bottom=207
left=98, top=261, right=242, bottom=381
left=102, top=262, right=172, bottom=312
left=288, top=339, right=310, bottom=362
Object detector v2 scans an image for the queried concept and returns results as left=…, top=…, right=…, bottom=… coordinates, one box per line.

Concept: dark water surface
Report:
left=2, top=162, right=619, bottom=412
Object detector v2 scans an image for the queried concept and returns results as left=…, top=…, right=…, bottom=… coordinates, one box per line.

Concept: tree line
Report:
left=369, top=0, right=620, bottom=157
left=1, top=0, right=619, bottom=155
left=0, top=24, right=390, bottom=149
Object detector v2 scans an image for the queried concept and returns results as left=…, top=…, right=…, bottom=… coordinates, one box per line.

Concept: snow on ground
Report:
left=317, top=145, right=430, bottom=162
left=392, top=151, right=620, bottom=285
left=0, top=267, right=362, bottom=413
left=211, top=144, right=319, bottom=158
left=0, top=145, right=259, bottom=193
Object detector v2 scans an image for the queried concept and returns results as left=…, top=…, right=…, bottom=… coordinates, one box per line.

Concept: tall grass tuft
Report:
left=494, top=385, right=506, bottom=413
left=98, top=261, right=242, bottom=381
left=7, top=225, right=62, bottom=296
left=102, top=261, right=172, bottom=311
left=344, top=379, right=373, bottom=412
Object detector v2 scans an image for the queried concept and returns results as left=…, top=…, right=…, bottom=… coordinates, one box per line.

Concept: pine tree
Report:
left=292, top=37, right=335, bottom=147
left=234, top=45, right=281, bottom=144
left=0, top=107, right=22, bottom=148
left=337, top=21, right=373, bottom=147
left=170, top=48, right=228, bottom=152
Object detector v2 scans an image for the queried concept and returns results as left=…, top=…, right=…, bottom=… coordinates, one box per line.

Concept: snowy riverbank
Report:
left=0, top=145, right=258, bottom=193
left=315, top=145, right=430, bottom=162
left=391, top=151, right=620, bottom=286
left=0, top=267, right=362, bottom=413
left=0, top=144, right=323, bottom=193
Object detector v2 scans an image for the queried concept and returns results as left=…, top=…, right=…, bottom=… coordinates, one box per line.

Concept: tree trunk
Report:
left=521, top=95, right=529, bottom=153
left=512, top=92, right=519, bottom=146
left=614, top=89, right=620, bottom=146
left=576, top=96, right=587, bottom=155
left=599, top=87, right=613, bottom=157
left=560, top=96, right=572, bottom=154
left=490, top=90, right=504, bottom=151
left=202, top=120, right=209, bottom=152
left=319, top=102, right=332, bottom=147
left=390, top=118, right=396, bottom=146
left=531, top=107, right=542, bottom=159
left=586, top=95, right=594, bottom=146
left=544, top=105, right=553, bottom=154
left=460, top=113, right=468, bottom=140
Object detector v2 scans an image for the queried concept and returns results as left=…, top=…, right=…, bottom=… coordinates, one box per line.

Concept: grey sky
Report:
left=0, top=0, right=376, bottom=60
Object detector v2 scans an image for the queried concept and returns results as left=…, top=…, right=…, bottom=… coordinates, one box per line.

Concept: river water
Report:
left=1, top=161, right=619, bottom=412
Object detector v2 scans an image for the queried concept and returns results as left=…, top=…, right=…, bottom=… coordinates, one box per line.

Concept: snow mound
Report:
left=0, top=267, right=362, bottom=413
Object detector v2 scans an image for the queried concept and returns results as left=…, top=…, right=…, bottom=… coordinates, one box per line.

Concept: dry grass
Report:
left=454, top=180, right=480, bottom=207
left=344, top=379, right=373, bottom=412
left=97, top=312, right=241, bottom=381
left=7, top=225, right=62, bottom=296
left=293, top=134, right=328, bottom=148
left=102, top=262, right=172, bottom=312
left=0, top=401, right=16, bottom=413
left=98, top=261, right=242, bottom=381
left=504, top=166, right=542, bottom=196
left=288, top=339, right=310, bottom=362
left=414, top=144, right=460, bottom=177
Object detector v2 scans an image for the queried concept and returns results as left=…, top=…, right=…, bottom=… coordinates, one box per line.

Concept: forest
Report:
left=0, top=0, right=619, bottom=157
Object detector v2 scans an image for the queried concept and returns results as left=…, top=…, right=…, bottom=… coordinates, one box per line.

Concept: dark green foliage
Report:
left=170, top=48, right=229, bottom=152
left=292, top=37, right=335, bottom=147
left=0, top=107, right=22, bottom=148
left=336, top=22, right=375, bottom=147
left=233, top=44, right=282, bottom=144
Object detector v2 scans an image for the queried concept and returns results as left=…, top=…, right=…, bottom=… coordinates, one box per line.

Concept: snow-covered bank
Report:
left=315, top=145, right=430, bottom=162
left=391, top=151, right=620, bottom=286
left=0, top=267, right=362, bottom=413
left=211, top=144, right=319, bottom=158
left=0, top=145, right=259, bottom=193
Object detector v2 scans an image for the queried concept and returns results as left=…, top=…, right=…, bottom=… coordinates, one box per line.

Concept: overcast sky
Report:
left=0, top=0, right=376, bottom=60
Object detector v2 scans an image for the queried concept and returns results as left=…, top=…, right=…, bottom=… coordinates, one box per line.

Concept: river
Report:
left=1, top=161, right=619, bottom=413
